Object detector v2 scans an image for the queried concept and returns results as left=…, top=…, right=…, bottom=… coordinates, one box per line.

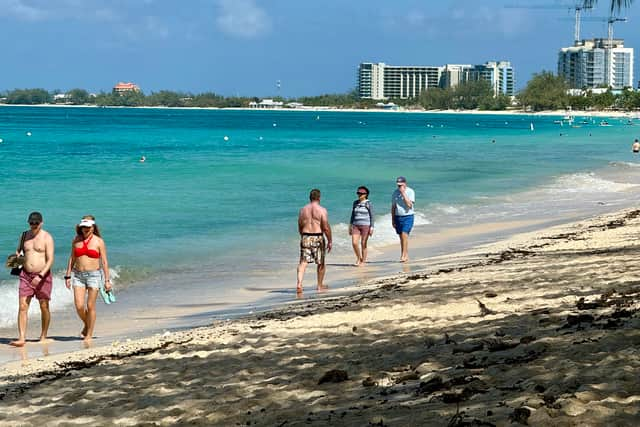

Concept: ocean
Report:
left=1, top=106, right=640, bottom=336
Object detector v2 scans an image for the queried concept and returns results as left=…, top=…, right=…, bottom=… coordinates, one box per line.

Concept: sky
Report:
left=0, top=0, right=638, bottom=97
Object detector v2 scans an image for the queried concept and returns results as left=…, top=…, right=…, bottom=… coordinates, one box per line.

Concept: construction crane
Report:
left=504, top=2, right=593, bottom=43
left=607, top=16, right=627, bottom=46
left=571, top=15, right=627, bottom=45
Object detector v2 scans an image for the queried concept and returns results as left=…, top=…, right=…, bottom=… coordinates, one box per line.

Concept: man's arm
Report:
left=399, top=188, right=414, bottom=209
left=298, top=210, right=304, bottom=235
left=321, top=209, right=332, bottom=252
left=41, top=233, right=55, bottom=276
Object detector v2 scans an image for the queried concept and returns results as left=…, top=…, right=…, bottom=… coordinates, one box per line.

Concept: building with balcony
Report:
left=113, top=82, right=141, bottom=94
left=358, top=61, right=514, bottom=100
left=558, top=38, right=634, bottom=89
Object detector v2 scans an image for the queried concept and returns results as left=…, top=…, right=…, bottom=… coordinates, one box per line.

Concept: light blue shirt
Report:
left=392, top=187, right=415, bottom=216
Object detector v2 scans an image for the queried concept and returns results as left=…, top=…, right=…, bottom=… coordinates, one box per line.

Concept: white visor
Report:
left=78, top=219, right=95, bottom=227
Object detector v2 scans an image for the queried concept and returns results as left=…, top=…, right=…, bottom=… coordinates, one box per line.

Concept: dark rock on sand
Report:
left=416, top=375, right=445, bottom=395
left=509, top=407, right=531, bottom=424
left=318, top=369, right=349, bottom=384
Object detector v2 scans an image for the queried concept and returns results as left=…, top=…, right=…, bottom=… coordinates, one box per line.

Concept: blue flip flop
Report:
left=107, top=287, right=116, bottom=303
left=99, top=285, right=111, bottom=305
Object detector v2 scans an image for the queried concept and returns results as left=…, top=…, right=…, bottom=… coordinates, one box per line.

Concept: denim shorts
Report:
left=394, top=215, right=414, bottom=235
left=72, top=270, right=103, bottom=289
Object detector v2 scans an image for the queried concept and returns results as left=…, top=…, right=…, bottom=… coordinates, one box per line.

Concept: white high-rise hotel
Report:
left=358, top=61, right=514, bottom=100
left=558, top=38, right=634, bottom=89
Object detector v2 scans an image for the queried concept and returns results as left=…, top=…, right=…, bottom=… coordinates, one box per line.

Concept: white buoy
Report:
left=26, top=132, right=32, bottom=136
left=0, top=138, right=3, bottom=143
left=530, top=122, right=534, bottom=131
left=272, top=123, right=277, bottom=127
left=259, top=136, right=263, bottom=140
left=223, top=136, right=229, bottom=141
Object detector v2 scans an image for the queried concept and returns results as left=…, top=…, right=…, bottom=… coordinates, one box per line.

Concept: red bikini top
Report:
left=74, top=236, right=100, bottom=259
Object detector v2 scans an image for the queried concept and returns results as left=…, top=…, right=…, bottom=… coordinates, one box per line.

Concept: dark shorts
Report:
left=300, top=233, right=326, bottom=265
left=351, top=224, right=371, bottom=236
left=394, top=215, right=414, bottom=235
left=19, top=270, right=53, bottom=300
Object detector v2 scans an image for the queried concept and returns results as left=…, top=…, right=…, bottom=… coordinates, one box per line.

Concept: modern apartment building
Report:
left=558, top=38, right=634, bottom=89
left=465, top=61, right=515, bottom=97
left=358, top=63, right=443, bottom=99
left=358, top=61, right=514, bottom=100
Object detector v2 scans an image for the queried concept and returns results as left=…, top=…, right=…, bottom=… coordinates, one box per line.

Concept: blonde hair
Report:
left=75, top=214, right=102, bottom=238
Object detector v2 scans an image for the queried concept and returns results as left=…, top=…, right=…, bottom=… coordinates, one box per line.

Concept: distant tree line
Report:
left=0, top=88, right=377, bottom=109
left=1, top=78, right=639, bottom=111
left=517, top=71, right=640, bottom=111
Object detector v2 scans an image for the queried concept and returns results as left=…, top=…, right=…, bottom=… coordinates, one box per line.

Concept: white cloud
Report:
left=215, top=0, right=271, bottom=39
left=0, top=0, right=48, bottom=21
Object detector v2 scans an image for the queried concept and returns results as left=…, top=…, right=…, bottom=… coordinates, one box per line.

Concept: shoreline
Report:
left=1, top=103, right=638, bottom=118
left=1, top=207, right=639, bottom=425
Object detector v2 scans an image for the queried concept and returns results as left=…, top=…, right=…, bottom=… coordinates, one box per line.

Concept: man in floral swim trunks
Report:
left=296, top=189, right=332, bottom=294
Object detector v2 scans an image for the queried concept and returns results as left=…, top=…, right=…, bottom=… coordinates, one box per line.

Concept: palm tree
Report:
left=582, top=0, right=634, bottom=14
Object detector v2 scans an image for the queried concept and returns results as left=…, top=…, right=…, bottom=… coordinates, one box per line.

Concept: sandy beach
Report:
left=0, top=208, right=639, bottom=426
left=2, top=103, right=638, bottom=119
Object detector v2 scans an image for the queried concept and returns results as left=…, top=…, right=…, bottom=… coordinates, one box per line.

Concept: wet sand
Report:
left=1, top=208, right=639, bottom=426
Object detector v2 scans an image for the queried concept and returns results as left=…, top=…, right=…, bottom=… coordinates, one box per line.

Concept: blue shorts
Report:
left=394, top=215, right=414, bottom=235
left=72, top=270, right=103, bottom=289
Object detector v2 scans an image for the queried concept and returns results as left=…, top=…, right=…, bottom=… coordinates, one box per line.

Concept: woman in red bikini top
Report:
left=63, top=215, right=112, bottom=341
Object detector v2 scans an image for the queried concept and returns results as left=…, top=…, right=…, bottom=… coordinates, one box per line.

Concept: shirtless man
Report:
left=632, top=139, right=640, bottom=153
left=296, top=189, right=332, bottom=294
left=10, top=212, right=55, bottom=347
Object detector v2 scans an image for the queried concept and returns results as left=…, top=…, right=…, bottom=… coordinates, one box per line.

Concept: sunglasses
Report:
left=29, top=221, right=41, bottom=226
left=357, top=192, right=367, bottom=195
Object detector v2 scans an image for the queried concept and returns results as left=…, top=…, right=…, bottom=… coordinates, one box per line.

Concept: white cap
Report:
left=78, top=219, right=95, bottom=227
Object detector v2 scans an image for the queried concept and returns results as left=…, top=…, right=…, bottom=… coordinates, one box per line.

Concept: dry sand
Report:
left=1, top=208, right=639, bottom=426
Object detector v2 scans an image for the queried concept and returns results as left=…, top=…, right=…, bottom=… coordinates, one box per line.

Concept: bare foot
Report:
left=39, top=337, right=52, bottom=344
left=400, top=257, right=409, bottom=263
left=9, top=340, right=25, bottom=347
left=80, top=326, right=88, bottom=338
left=353, top=260, right=361, bottom=266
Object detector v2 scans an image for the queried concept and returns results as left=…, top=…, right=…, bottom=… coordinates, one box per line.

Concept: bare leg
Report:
left=83, top=289, right=99, bottom=341
left=317, top=263, right=326, bottom=288
left=400, top=232, right=410, bottom=262
left=361, top=234, right=370, bottom=264
left=38, top=299, right=51, bottom=342
left=296, top=261, right=308, bottom=292
left=10, top=296, right=31, bottom=347
left=351, top=233, right=362, bottom=265
left=73, top=287, right=88, bottom=337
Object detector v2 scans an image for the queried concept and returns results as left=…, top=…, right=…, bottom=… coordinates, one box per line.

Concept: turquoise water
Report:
left=1, top=106, right=640, bottom=329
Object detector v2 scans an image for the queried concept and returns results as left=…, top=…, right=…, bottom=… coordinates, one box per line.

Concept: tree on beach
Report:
left=582, top=0, right=634, bottom=14
left=67, top=88, right=90, bottom=105
left=5, top=88, right=52, bottom=104
left=517, top=71, right=568, bottom=111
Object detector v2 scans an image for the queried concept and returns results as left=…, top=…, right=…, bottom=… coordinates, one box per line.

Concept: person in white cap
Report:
left=64, top=215, right=112, bottom=341
left=391, top=176, right=415, bottom=262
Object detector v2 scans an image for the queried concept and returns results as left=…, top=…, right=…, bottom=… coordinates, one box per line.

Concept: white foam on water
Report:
left=545, top=172, right=639, bottom=194
left=609, top=161, right=640, bottom=169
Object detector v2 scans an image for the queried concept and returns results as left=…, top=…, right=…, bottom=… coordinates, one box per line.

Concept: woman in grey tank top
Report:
left=349, top=186, right=374, bottom=266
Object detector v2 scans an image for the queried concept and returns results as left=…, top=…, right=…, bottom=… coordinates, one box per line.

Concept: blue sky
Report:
left=1, top=0, right=638, bottom=97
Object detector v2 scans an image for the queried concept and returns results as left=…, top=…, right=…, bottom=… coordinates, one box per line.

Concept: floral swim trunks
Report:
left=300, top=233, right=326, bottom=265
